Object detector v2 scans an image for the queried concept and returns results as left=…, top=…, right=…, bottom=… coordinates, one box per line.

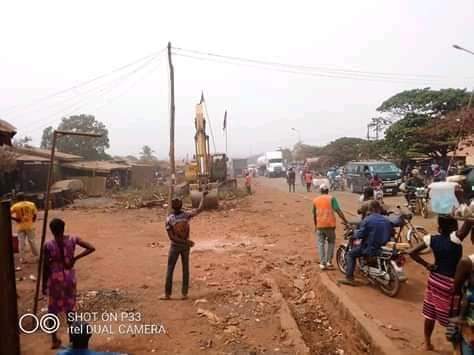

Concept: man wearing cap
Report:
left=312, top=184, right=348, bottom=270
left=10, top=192, right=39, bottom=265
left=161, top=193, right=206, bottom=300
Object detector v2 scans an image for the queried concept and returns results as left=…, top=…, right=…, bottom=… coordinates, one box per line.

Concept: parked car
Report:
left=345, top=161, right=402, bottom=195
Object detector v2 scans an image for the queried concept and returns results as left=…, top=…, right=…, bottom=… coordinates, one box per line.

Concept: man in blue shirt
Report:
left=339, top=200, right=392, bottom=286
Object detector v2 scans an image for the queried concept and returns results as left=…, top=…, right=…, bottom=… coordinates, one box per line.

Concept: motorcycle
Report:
left=336, top=223, right=407, bottom=297
left=330, top=175, right=345, bottom=191
left=405, top=187, right=429, bottom=218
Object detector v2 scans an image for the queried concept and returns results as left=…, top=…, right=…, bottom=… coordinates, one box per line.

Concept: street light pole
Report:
left=453, top=44, right=474, bottom=56
left=291, top=127, right=301, bottom=143
left=449, top=44, right=474, bottom=171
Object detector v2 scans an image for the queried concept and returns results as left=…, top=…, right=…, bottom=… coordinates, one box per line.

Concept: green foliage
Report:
left=383, top=114, right=430, bottom=159
left=40, top=126, right=53, bottom=149
left=139, top=145, right=158, bottom=162
left=377, top=88, right=470, bottom=118
left=41, top=114, right=110, bottom=160
left=292, top=143, right=323, bottom=161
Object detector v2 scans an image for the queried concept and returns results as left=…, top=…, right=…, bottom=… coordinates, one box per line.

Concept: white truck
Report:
left=257, top=151, right=286, bottom=178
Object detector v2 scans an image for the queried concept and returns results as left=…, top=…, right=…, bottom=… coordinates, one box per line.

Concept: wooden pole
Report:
left=33, top=130, right=101, bottom=315
left=0, top=200, right=20, bottom=355
left=32, top=132, right=57, bottom=315
left=167, top=41, right=176, bottom=211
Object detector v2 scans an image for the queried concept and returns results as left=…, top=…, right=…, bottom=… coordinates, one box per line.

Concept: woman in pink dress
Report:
left=42, top=218, right=95, bottom=349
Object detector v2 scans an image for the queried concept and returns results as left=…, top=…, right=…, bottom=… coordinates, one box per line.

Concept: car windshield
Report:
left=370, top=164, right=399, bottom=173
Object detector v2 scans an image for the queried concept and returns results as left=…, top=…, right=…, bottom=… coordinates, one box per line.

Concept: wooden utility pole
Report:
left=167, top=42, right=176, bottom=211
left=0, top=200, right=20, bottom=355
left=33, top=130, right=102, bottom=315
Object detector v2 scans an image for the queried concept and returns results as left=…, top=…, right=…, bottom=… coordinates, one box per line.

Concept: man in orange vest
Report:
left=313, top=184, right=348, bottom=270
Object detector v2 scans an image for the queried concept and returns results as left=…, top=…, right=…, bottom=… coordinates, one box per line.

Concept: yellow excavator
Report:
left=185, top=100, right=225, bottom=209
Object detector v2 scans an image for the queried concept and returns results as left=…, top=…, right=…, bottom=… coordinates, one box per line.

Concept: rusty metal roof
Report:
left=62, top=160, right=130, bottom=173
left=15, top=146, right=82, bottom=161
left=0, top=119, right=17, bottom=134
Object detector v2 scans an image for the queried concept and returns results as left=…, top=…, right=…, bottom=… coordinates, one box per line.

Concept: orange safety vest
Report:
left=313, top=194, right=336, bottom=229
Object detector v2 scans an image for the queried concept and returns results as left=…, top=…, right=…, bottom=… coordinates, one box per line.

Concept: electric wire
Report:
left=2, top=47, right=167, bottom=116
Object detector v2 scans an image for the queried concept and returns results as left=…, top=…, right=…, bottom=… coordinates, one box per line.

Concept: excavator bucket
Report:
left=190, top=186, right=219, bottom=209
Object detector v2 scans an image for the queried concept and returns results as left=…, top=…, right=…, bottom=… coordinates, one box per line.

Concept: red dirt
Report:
left=16, top=177, right=471, bottom=354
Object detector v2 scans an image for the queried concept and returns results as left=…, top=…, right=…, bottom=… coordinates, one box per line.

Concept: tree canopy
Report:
left=377, top=88, right=470, bottom=118
left=139, top=145, right=158, bottom=162
left=41, top=114, right=110, bottom=160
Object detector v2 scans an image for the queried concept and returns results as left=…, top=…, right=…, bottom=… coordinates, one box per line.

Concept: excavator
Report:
left=185, top=99, right=227, bottom=209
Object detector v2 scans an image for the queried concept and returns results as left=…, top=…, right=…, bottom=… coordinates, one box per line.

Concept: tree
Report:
left=41, top=115, right=110, bottom=160
left=40, top=126, right=53, bottom=149
left=139, top=145, right=158, bottom=162
left=377, top=88, right=470, bottom=119
left=383, top=108, right=474, bottom=160
left=319, top=137, right=372, bottom=166
left=292, top=143, right=323, bottom=161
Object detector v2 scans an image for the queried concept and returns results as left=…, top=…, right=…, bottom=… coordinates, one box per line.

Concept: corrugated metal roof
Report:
left=16, top=154, right=50, bottom=162
left=0, top=119, right=16, bottom=133
left=62, top=161, right=130, bottom=173
left=15, top=146, right=82, bottom=161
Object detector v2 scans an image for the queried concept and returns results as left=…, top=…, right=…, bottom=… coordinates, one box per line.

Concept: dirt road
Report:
left=16, top=177, right=472, bottom=354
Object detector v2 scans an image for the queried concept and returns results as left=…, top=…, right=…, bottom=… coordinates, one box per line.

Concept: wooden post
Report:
left=168, top=41, right=176, bottom=211
left=33, top=130, right=101, bottom=315
left=33, top=132, right=57, bottom=315
left=0, top=200, right=21, bottom=355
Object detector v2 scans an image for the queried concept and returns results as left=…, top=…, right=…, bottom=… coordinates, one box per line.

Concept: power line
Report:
left=173, top=52, right=462, bottom=86
left=1, top=47, right=167, bottom=116
left=172, top=47, right=472, bottom=85
left=20, top=54, right=164, bottom=135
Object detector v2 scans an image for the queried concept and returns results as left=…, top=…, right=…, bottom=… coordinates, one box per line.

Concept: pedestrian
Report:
left=451, top=244, right=474, bottom=354
left=304, top=170, right=313, bottom=192
left=161, top=193, right=206, bottom=301
left=287, top=168, right=296, bottom=192
left=312, top=184, right=348, bottom=270
left=408, top=216, right=470, bottom=351
left=245, top=172, right=252, bottom=194
left=10, top=192, right=39, bottom=266
left=43, top=218, right=96, bottom=349
left=432, top=164, right=447, bottom=182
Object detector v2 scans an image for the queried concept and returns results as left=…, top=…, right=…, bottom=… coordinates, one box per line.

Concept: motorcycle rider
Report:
left=338, top=200, right=392, bottom=286
left=404, top=169, right=425, bottom=205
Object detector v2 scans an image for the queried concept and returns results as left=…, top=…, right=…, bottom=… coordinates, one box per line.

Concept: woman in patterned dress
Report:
left=42, top=218, right=95, bottom=349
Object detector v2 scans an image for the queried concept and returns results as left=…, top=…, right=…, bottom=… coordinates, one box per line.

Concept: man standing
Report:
left=339, top=200, right=392, bottom=286
left=10, top=192, right=39, bottom=265
left=161, top=193, right=206, bottom=300
left=313, top=184, right=348, bottom=270
left=287, top=168, right=296, bottom=192
left=245, top=172, right=252, bottom=194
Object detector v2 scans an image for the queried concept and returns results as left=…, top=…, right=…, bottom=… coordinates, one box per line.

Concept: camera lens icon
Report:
left=19, top=313, right=60, bottom=334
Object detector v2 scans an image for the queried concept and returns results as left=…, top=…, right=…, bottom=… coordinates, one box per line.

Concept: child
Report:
left=245, top=172, right=252, bottom=194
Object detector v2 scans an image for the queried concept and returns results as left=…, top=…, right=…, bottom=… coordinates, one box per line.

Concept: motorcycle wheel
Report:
left=336, top=246, right=347, bottom=274
left=379, top=263, right=400, bottom=297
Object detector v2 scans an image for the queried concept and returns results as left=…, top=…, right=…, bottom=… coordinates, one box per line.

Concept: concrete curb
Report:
left=318, top=273, right=403, bottom=355
left=269, top=278, right=310, bottom=355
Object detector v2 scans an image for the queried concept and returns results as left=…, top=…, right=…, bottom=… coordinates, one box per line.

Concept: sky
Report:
left=1, top=0, right=474, bottom=159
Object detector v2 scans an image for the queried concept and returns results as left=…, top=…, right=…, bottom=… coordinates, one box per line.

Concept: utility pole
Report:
left=0, top=200, right=20, bottom=355
left=167, top=41, right=176, bottom=211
